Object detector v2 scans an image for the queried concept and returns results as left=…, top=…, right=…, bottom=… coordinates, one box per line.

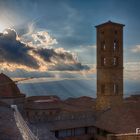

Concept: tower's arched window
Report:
left=113, top=84, right=118, bottom=94
left=113, top=40, right=118, bottom=51
left=113, top=57, right=118, bottom=66
left=101, top=57, right=106, bottom=66
left=103, top=57, right=106, bottom=65
left=104, top=58, right=106, bottom=65
left=101, top=41, right=106, bottom=51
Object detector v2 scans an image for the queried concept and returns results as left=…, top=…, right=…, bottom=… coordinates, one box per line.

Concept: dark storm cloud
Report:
left=33, top=48, right=90, bottom=71
left=48, top=63, right=90, bottom=71
left=0, top=28, right=89, bottom=71
left=0, top=29, right=39, bottom=69
left=33, top=48, right=75, bottom=63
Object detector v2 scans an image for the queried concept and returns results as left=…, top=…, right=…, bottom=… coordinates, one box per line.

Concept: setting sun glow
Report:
left=0, top=21, right=12, bottom=32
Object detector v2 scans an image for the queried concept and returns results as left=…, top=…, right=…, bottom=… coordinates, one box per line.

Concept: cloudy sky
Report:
left=0, top=0, right=139, bottom=97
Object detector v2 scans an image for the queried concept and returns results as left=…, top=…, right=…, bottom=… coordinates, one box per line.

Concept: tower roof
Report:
left=0, top=73, right=24, bottom=98
left=95, top=20, right=125, bottom=28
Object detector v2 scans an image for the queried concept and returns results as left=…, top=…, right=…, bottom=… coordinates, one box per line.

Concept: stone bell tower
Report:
left=95, top=21, right=125, bottom=110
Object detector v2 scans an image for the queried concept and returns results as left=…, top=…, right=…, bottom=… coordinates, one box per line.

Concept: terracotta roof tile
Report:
left=0, top=73, right=25, bottom=98
left=95, top=101, right=140, bottom=133
left=0, top=105, right=23, bottom=139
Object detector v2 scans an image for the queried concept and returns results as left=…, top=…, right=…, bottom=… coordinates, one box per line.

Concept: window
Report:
left=101, top=57, right=106, bottom=66
left=85, top=127, right=88, bottom=134
left=113, top=57, right=118, bottom=66
left=113, top=40, right=118, bottom=51
left=75, top=128, right=85, bottom=136
left=59, top=130, right=67, bottom=138
left=55, top=131, right=59, bottom=138
left=101, top=41, right=106, bottom=51
left=87, top=127, right=95, bottom=134
left=58, top=129, right=76, bottom=138
left=113, top=84, right=118, bottom=94
left=67, top=129, right=72, bottom=137
left=104, top=58, right=106, bottom=65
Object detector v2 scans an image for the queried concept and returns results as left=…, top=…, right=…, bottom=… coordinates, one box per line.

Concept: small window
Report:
left=101, top=41, right=106, bottom=51
left=113, top=40, right=117, bottom=51
left=104, top=58, right=106, bottom=65
left=113, top=57, right=118, bottom=66
left=101, top=57, right=106, bottom=66
left=113, top=84, right=118, bottom=94
left=55, top=131, right=59, bottom=138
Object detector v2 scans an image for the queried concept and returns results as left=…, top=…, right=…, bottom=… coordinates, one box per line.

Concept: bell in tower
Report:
left=95, top=21, right=125, bottom=110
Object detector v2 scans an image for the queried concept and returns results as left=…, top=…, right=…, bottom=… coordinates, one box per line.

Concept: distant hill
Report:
left=18, top=79, right=96, bottom=99
left=18, top=79, right=140, bottom=99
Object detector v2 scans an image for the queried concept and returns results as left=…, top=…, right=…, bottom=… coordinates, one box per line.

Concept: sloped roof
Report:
left=25, top=96, right=95, bottom=112
left=0, top=73, right=25, bottom=98
left=0, top=105, right=23, bottom=140
left=25, top=95, right=62, bottom=110
left=95, top=20, right=125, bottom=28
left=26, top=95, right=60, bottom=102
left=95, top=101, right=140, bottom=133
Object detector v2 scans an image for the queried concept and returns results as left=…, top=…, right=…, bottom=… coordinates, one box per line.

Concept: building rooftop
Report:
left=26, top=95, right=60, bottom=101
left=95, top=20, right=125, bottom=28
left=0, top=73, right=25, bottom=98
left=25, top=96, right=95, bottom=112
left=95, top=101, right=140, bottom=134
left=0, top=103, right=23, bottom=140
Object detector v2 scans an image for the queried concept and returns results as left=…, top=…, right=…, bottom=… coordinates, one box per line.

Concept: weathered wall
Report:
left=96, top=22, right=124, bottom=110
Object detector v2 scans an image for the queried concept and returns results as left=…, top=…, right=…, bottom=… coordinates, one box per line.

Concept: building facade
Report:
left=95, top=21, right=125, bottom=110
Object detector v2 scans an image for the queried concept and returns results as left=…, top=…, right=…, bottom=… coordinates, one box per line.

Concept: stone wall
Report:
left=27, top=110, right=95, bottom=123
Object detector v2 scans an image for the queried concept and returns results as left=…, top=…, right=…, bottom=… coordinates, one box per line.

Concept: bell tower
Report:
left=95, top=21, right=125, bottom=110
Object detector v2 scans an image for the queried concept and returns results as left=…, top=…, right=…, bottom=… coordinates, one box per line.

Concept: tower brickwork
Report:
left=95, top=21, right=125, bottom=110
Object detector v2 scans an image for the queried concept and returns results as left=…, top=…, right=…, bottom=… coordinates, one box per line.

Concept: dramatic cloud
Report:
left=22, top=30, right=58, bottom=48
left=131, top=45, right=140, bottom=53
left=48, top=62, right=89, bottom=71
left=0, top=28, right=90, bottom=72
left=124, top=62, right=140, bottom=81
left=33, top=47, right=77, bottom=63
left=0, top=28, right=39, bottom=70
